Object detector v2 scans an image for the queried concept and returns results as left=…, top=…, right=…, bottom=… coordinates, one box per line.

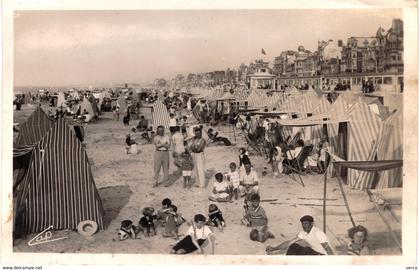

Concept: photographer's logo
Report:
left=27, top=225, right=68, bottom=246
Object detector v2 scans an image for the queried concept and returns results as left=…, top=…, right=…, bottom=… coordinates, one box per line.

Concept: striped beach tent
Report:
left=56, top=92, right=67, bottom=108
left=80, top=97, right=95, bottom=117
left=232, top=88, right=249, bottom=101
left=296, top=90, right=320, bottom=117
left=152, top=101, right=170, bottom=130
left=312, top=95, right=331, bottom=115
left=246, top=90, right=263, bottom=108
left=375, top=108, right=403, bottom=189
left=15, top=106, right=54, bottom=147
left=117, top=94, right=127, bottom=113
left=88, top=95, right=100, bottom=116
left=278, top=95, right=299, bottom=113
left=340, top=90, right=359, bottom=105
left=345, top=98, right=382, bottom=189
left=287, top=87, right=301, bottom=96
left=13, top=118, right=104, bottom=236
left=324, top=95, right=351, bottom=177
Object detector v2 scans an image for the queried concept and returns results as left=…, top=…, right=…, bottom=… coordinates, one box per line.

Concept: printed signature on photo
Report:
left=27, top=225, right=68, bottom=246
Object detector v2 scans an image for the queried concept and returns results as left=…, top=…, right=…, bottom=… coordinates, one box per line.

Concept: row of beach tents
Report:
left=159, top=86, right=403, bottom=191
left=13, top=106, right=104, bottom=237
left=252, top=88, right=402, bottom=191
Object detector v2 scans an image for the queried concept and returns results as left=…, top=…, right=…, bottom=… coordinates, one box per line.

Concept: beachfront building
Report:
left=273, top=18, right=403, bottom=92
left=246, top=66, right=276, bottom=89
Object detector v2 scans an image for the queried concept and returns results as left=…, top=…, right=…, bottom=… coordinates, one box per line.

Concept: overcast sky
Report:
left=14, top=9, right=402, bottom=87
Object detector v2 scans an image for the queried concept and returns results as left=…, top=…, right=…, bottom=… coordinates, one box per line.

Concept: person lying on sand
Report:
left=266, top=215, right=333, bottom=255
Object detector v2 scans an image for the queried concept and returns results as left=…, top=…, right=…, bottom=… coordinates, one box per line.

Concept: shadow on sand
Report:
left=98, top=185, right=133, bottom=229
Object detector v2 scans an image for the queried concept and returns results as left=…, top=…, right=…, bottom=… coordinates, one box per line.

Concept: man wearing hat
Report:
left=266, top=215, right=334, bottom=255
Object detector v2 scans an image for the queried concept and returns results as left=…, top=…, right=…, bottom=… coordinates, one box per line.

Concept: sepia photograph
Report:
left=1, top=0, right=418, bottom=267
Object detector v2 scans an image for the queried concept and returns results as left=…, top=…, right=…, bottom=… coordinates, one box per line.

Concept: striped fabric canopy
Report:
left=312, top=95, right=331, bottom=115
left=80, top=97, right=95, bottom=117
left=346, top=98, right=382, bottom=189
left=340, top=90, right=359, bottom=105
left=56, top=92, right=67, bottom=108
left=15, top=106, right=54, bottom=147
left=246, top=90, right=265, bottom=108
left=296, top=91, right=320, bottom=117
left=232, top=88, right=249, bottom=101
left=88, top=95, right=100, bottom=115
left=14, top=118, right=104, bottom=236
left=152, top=101, right=170, bottom=130
left=117, top=95, right=127, bottom=113
left=279, top=95, right=299, bottom=113
left=324, top=96, right=351, bottom=176
left=375, top=108, right=403, bottom=189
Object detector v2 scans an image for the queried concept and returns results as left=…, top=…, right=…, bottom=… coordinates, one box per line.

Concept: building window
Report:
left=384, top=77, right=393, bottom=84
left=374, top=77, right=383, bottom=84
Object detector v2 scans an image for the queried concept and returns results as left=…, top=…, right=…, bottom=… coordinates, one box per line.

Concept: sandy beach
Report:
left=12, top=104, right=402, bottom=255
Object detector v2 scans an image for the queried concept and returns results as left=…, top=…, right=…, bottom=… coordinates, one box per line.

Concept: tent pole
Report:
left=366, top=189, right=402, bottom=253
left=336, top=173, right=356, bottom=227
left=323, top=166, right=328, bottom=233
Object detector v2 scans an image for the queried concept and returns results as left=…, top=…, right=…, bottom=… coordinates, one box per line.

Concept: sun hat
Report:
left=77, top=220, right=98, bottom=237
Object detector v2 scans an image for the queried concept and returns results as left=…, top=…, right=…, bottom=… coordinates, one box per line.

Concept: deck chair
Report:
left=238, top=117, right=264, bottom=156
left=283, top=145, right=313, bottom=187
left=243, top=133, right=264, bottom=155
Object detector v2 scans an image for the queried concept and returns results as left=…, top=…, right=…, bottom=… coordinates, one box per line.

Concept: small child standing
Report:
left=227, top=162, right=240, bottom=200
left=180, top=150, right=194, bottom=188
left=318, top=139, right=329, bottom=173
left=239, top=148, right=250, bottom=169
left=209, top=173, right=231, bottom=202
left=273, top=143, right=286, bottom=177
left=245, top=193, right=274, bottom=243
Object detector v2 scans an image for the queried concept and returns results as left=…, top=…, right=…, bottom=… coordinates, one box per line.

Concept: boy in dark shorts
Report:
left=170, top=214, right=214, bottom=254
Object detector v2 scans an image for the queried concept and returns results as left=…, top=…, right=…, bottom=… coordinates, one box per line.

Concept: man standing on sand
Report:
left=266, top=215, right=334, bottom=255
left=153, top=126, right=171, bottom=187
left=189, top=127, right=207, bottom=188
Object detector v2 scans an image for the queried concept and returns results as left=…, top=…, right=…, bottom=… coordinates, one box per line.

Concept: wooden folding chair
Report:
left=283, top=145, right=313, bottom=187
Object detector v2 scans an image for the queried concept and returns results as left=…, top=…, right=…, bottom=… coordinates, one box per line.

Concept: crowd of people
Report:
left=13, top=86, right=373, bottom=256
left=115, top=87, right=373, bottom=256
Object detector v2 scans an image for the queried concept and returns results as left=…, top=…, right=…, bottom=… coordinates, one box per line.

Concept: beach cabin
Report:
left=246, top=67, right=276, bottom=90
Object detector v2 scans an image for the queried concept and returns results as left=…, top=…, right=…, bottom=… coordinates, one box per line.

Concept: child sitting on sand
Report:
left=207, top=204, right=225, bottom=231
left=138, top=207, right=157, bottom=237
left=170, top=214, right=214, bottom=254
left=156, top=198, right=172, bottom=227
left=125, top=134, right=140, bottom=155
left=227, top=162, right=240, bottom=200
left=209, top=173, right=231, bottom=202
left=118, top=220, right=137, bottom=241
left=162, top=205, right=185, bottom=240
left=243, top=193, right=274, bottom=243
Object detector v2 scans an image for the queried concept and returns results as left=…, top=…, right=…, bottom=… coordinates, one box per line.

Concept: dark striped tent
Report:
left=15, top=106, right=53, bottom=147
left=14, top=118, right=104, bottom=236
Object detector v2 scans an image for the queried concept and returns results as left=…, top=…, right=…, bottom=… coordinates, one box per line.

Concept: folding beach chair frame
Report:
left=282, top=146, right=313, bottom=187
left=238, top=116, right=265, bottom=156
